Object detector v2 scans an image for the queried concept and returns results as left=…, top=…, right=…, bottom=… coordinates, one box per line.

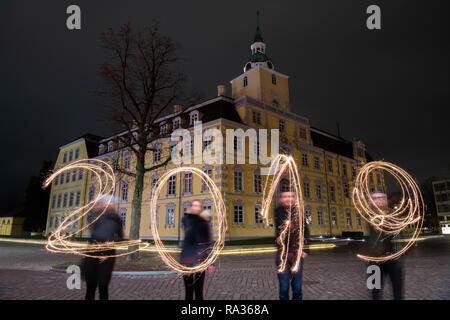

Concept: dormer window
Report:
left=189, top=111, right=199, bottom=126
left=107, top=141, right=114, bottom=152
left=160, top=123, right=168, bottom=135
left=173, top=117, right=181, bottom=130
left=98, top=144, right=105, bottom=155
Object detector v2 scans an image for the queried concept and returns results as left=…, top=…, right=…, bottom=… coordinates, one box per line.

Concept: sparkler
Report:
left=352, top=161, right=424, bottom=262
left=43, top=159, right=149, bottom=258
left=149, top=167, right=227, bottom=274
left=260, top=154, right=305, bottom=273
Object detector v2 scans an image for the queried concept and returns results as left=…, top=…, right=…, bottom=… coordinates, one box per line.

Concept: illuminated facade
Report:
left=432, top=179, right=450, bottom=234
left=45, top=23, right=384, bottom=239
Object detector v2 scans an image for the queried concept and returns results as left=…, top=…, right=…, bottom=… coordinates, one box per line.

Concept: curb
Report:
left=50, top=267, right=177, bottom=276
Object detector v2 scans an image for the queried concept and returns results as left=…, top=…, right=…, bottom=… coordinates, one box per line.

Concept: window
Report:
left=254, top=171, right=262, bottom=193
left=314, top=156, right=320, bottom=169
left=122, top=181, right=128, bottom=201
left=72, top=169, right=77, bottom=182
left=189, top=111, right=199, bottom=126
left=252, top=110, right=261, bottom=125
left=203, top=134, right=212, bottom=151
left=69, top=192, right=74, bottom=207
left=73, top=214, right=79, bottom=229
left=107, top=141, right=114, bottom=152
left=75, top=190, right=81, bottom=206
left=356, top=213, right=362, bottom=227
left=255, top=204, right=263, bottom=224
left=317, top=208, right=324, bottom=226
left=331, top=208, right=337, bottom=226
left=55, top=177, right=59, bottom=186
left=305, top=206, right=313, bottom=225
left=160, top=123, right=168, bottom=135
left=279, top=119, right=285, bottom=132
left=60, top=173, right=65, bottom=185
left=65, top=171, right=70, bottom=183
left=99, top=144, right=105, bottom=154
left=69, top=150, right=73, bottom=162
left=166, top=206, right=175, bottom=227
left=153, top=147, right=161, bottom=163
left=316, top=183, right=322, bottom=200
left=234, top=136, right=242, bottom=152
left=151, top=175, right=159, bottom=191
left=202, top=167, right=212, bottom=192
left=78, top=168, right=83, bottom=180
left=51, top=195, right=56, bottom=209
left=343, top=183, right=350, bottom=198
left=57, top=194, right=62, bottom=208
left=183, top=172, right=192, bottom=194
left=167, top=175, right=176, bottom=196
left=63, top=193, right=68, bottom=207
left=342, top=162, right=347, bottom=177
left=49, top=216, right=54, bottom=228
left=124, top=153, right=130, bottom=169
left=302, top=153, right=309, bottom=167
left=352, top=166, right=356, bottom=179
left=89, top=186, right=94, bottom=201
left=233, top=205, right=244, bottom=224
left=346, top=210, right=352, bottom=227
left=327, top=159, right=333, bottom=173
left=120, top=208, right=126, bottom=227
left=63, top=152, right=67, bottom=163
left=303, top=181, right=310, bottom=198
left=54, top=216, right=59, bottom=228
left=234, top=169, right=243, bottom=192
left=272, top=74, right=277, bottom=85
left=330, top=184, right=336, bottom=202
left=173, top=117, right=181, bottom=129
left=299, top=127, right=307, bottom=139
left=243, top=76, right=248, bottom=87
left=74, top=148, right=80, bottom=160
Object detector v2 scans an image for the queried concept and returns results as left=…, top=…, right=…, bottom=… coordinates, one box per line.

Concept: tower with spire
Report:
left=231, top=11, right=291, bottom=113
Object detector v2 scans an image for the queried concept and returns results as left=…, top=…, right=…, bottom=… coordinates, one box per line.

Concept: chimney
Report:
left=217, top=85, right=226, bottom=96
left=173, top=104, right=182, bottom=113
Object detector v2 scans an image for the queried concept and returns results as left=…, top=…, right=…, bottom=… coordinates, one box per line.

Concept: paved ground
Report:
left=0, top=236, right=449, bottom=300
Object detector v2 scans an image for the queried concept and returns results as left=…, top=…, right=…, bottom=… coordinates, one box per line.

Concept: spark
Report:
left=149, top=167, right=227, bottom=274
left=43, top=159, right=149, bottom=258
left=260, top=154, right=305, bottom=273
left=351, top=161, right=424, bottom=262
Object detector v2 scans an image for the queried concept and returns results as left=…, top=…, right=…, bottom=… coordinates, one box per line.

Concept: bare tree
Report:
left=97, top=21, right=200, bottom=259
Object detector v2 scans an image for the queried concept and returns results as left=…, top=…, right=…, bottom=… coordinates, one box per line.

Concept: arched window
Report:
left=123, top=152, right=130, bottom=169
left=122, top=181, right=128, bottom=201
left=243, top=76, right=248, bottom=87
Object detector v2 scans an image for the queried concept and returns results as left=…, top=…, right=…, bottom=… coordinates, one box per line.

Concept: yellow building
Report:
left=0, top=217, right=25, bottom=236
left=45, top=22, right=384, bottom=239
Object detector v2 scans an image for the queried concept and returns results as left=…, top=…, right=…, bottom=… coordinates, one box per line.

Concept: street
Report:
left=0, top=236, right=449, bottom=300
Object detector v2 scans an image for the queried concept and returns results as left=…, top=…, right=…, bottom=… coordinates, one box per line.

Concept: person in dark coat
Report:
left=365, top=191, right=404, bottom=300
left=274, top=191, right=310, bottom=300
left=180, top=199, right=214, bottom=300
left=81, top=195, right=123, bottom=300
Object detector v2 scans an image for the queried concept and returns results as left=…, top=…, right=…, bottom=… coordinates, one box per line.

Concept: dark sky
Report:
left=1, top=0, right=449, bottom=209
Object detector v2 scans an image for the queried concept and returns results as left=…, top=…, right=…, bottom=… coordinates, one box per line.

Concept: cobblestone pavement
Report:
left=0, top=237, right=449, bottom=300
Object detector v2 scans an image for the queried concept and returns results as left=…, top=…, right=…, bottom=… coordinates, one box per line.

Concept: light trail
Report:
left=43, top=159, right=149, bottom=258
left=149, top=167, right=227, bottom=274
left=260, top=154, right=305, bottom=273
left=352, top=161, right=424, bottom=262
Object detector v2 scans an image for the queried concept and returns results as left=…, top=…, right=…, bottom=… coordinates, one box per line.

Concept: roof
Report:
left=72, top=134, right=104, bottom=158
left=310, top=127, right=354, bottom=159
left=249, top=52, right=271, bottom=63
left=196, top=98, right=243, bottom=124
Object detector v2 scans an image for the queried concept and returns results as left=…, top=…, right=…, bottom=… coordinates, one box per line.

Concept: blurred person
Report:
left=274, top=190, right=310, bottom=300
left=81, top=195, right=123, bottom=300
left=366, top=191, right=404, bottom=300
left=180, top=200, right=214, bottom=300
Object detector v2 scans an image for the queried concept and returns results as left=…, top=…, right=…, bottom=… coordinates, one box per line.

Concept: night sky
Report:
left=1, top=0, right=449, bottom=210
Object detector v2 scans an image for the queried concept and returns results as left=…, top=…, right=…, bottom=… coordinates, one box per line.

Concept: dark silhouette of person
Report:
left=366, top=191, right=404, bottom=300
left=274, top=191, right=310, bottom=300
left=180, top=199, right=214, bottom=300
left=81, top=196, right=123, bottom=300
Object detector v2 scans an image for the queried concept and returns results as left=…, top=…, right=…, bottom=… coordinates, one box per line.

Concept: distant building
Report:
left=432, top=179, right=450, bottom=234
left=45, top=20, right=384, bottom=239
left=0, top=217, right=25, bottom=236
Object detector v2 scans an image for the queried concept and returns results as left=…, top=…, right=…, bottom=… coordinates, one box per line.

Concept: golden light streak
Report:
left=43, top=159, right=149, bottom=259
left=149, top=167, right=227, bottom=274
left=260, top=154, right=305, bottom=273
left=351, top=161, right=424, bottom=263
